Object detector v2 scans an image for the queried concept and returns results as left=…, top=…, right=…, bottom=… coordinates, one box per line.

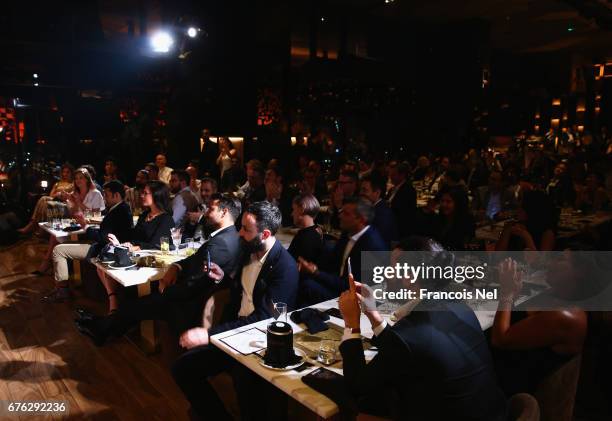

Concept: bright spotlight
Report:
left=33, top=73, right=39, bottom=79
left=151, top=31, right=174, bottom=53
left=187, top=27, right=198, bottom=38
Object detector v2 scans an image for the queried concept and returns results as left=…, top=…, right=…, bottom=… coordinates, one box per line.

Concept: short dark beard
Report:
left=240, top=235, right=265, bottom=254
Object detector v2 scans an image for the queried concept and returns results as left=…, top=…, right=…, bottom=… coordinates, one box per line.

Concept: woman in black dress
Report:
left=424, top=186, right=475, bottom=251
left=289, top=194, right=324, bottom=263
left=98, top=180, right=174, bottom=313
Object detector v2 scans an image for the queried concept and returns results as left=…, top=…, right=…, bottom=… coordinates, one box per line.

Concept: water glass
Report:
left=273, top=302, right=287, bottom=323
left=170, top=228, right=182, bottom=255
left=184, top=238, right=195, bottom=256
left=317, top=340, right=337, bottom=365
left=160, top=236, right=170, bottom=254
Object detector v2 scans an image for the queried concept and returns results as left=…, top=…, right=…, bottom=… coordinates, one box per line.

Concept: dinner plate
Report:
left=257, top=348, right=306, bottom=371
left=108, top=262, right=137, bottom=270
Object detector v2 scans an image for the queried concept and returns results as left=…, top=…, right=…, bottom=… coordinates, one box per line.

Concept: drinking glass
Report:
left=317, top=340, right=337, bottom=365
left=273, top=302, right=287, bottom=323
left=160, top=236, right=170, bottom=254
left=184, top=238, right=195, bottom=256
left=170, top=228, right=182, bottom=255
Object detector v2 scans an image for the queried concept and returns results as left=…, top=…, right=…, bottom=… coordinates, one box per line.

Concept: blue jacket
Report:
left=209, top=238, right=299, bottom=335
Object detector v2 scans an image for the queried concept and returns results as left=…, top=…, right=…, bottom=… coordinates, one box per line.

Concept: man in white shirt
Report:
left=156, top=153, right=173, bottom=184
left=169, top=169, right=199, bottom=229
left=171, top=201, right=299, bottom=420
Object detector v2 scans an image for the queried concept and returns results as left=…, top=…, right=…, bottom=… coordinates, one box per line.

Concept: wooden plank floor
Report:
left=0, top=238, right=191, bottom=421
left=0, top=237, right=327, bottom=421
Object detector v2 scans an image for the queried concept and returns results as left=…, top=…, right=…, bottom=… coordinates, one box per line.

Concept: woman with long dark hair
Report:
left=496, top=190, right=556, bottom=251
left=425, top=186, right=475, bottom=250
left=98, top=180, right=174, bottom=312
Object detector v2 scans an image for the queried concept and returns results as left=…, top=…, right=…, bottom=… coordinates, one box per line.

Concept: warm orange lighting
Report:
left=551, top=118, right=560, bottom=128
left=535, top=113, right=540, bottom=119
left=577, top=125, right=584, bottom=132
left=576, top=106, right=586, bottom=112
left=552, top=98, right=561, bottom=106
left=534, top=125, right=540, bottom=132
left=562, top=113, right=568, bottom=121
left=595, top=94, right=602, bottom=101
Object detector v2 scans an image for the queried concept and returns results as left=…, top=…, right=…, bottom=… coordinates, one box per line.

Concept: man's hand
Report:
left=207, top=262, right=224, bottom=283
left=74, top=212, right=87, bottom=227
left=107, top=233, right=120, bottom=246
left=297, top=257, right=317, bottom=275
left=179, top=327, right=209, bottom=349
left=338, top=274, right=361, bottom=329
left=159, top=264, right=179, bottom=293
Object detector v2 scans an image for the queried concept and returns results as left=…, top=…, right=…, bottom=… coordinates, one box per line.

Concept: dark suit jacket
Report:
left=340, top=301, right=507, bottom=421
left=316, top=226, right=387, bottom=294
left=86, top=201, right=133, bottom=257
left=372, top=200, right=399, bottom=247
left=388, top=181, right=417, bottom=238
left=167, top=225, right=241, bottom=300
left=209, top=239, right=299, bottom=336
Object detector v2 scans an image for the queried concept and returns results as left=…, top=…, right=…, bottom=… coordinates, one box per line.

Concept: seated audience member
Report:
left=124, top=169, right=149, bottom=214
left=156, top=153, right=173, bottom=184
left=546, top=161, right=576, bottom=208
left=183, top=177, right=218, bottom=240
left=171, top=201, right=298, bottom=419
left=490, top=257, right=587, bottom=396
left=496, top=190, right=556, bottom=251
left=428, top=155, right=450, bottom=193
left=220, top=156, right=245, bottom=193
left=102, top=156, right=123, bottom=184
left=80, top=164, right=102, bottom=191
left=75, top=194, right=242, bottom=344
left=423, top=186, right=475, bottom=251
left=169, top=169, right=199, bottom=229
left=337, top=237, right=507, bottom=420
left=144, top=162, right=159, bottom=181
left=412, top=156, right=430, bottom=181
left=238, top=159, right=266, bottom=206
left=298, top=197, right=386, bottom=303
left=96, top=180, right=174, bottom=313
left=473, top=170, right=517, bottom=221
left=287, top=194, right=324, bottom=263
left=360, top=174, right=399, bottom=246
left=185, top=163, right=202, bottom=202
left=297, top=167, right=325, bottom=198
left=33, top=167, right=105, bottom=275
left=43, top=180, right=133, bottom=303
left=18, top=163, right=74, bottom=235
left=387, top=161, right=417, bottom=238
left=264, top=166, right=296, bottom=227
left=330, top=170, right=359, bottom=229
left=575, top=172, right=609, bottom=212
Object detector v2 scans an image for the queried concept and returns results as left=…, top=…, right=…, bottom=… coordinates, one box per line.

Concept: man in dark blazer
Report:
left=338, top=277, right=507, bottom=421
left=298, top=197, right=387, bottom=304
left=75, top=194, right=242, bottom=341
left=360, top=175, right=399, bottom=247
left=43, top=180, right=133, bottom=303
left=171, top=201, right=298, bottom=420
left=387, top=161, right=417, bottom=238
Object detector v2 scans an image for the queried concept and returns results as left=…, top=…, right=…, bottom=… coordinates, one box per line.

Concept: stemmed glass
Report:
left=170, top=228, right=182, bottom=255
left=273, top=302, right=287, bottom=323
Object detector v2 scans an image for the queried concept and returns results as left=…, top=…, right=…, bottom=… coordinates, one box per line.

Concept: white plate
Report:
left=257, top=348, right=306, bottom=371
left=108, top=262, right=137, bottom=270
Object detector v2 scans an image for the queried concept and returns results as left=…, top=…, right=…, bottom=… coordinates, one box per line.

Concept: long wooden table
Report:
left=209, top=297, right=512, bottom=419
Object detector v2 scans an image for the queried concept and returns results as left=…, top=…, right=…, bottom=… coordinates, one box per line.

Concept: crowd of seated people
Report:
left=13, top=128, right=612, bottom=419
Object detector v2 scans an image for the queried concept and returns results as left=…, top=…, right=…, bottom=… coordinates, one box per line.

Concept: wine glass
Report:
left=170, top=228, right=182, bottom=255
left=273, top=302, right=287, bottom=323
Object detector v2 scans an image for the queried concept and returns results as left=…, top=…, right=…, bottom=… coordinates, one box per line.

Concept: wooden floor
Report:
left=0, top=237, right=193, bottom=420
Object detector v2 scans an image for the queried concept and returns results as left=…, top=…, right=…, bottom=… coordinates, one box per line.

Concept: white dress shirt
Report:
left=238, top=239, right=276, bottom=317
left=339, top=225, right=370, bottom=277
